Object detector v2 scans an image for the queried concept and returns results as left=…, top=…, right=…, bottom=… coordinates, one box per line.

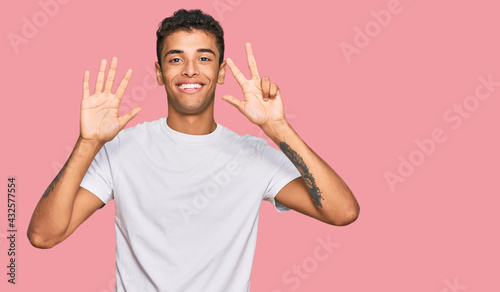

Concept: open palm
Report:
left=222, top=43, right=286, bottom=127
left=80, top=58, right=141, bottom=144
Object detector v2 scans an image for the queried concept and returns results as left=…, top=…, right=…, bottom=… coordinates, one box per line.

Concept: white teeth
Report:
left=178, top=83, right=202, bottom=90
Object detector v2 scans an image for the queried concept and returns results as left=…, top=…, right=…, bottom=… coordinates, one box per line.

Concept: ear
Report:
left=155, top=62, right=164, bottom=86
left=217, top=60, right=227, bottom=85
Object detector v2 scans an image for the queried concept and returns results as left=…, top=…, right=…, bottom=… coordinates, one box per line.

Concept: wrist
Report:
left=260, top=119, right=292, bottom=144
left=77, top=136, right=105, bottom=152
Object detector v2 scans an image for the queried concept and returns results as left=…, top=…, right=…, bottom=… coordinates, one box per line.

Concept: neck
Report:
left=166, top=106, right=217, bottom=135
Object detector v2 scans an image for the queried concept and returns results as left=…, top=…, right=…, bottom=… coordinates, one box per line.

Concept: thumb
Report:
left=118, top=106, right=142, bottom=128
left=221, top=95, right=243, bottom=111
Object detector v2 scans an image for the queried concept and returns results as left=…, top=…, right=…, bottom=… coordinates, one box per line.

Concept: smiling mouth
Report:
left=177, top=83, right=204, bottom=91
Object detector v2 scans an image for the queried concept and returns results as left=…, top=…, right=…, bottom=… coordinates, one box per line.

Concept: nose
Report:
left=181, top=60, right=199, bottom=77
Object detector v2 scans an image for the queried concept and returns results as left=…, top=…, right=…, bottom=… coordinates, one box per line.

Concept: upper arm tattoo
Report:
left=279, top=142, right=324, bottom=207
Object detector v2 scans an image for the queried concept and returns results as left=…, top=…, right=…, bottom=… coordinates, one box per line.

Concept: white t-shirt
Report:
left=80, top=117, right=301, bottom=292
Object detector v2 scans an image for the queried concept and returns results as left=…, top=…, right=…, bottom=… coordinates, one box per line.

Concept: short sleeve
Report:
left=260, top=143, right=301, bottom=212
left=80, top=142, right=115, bottom=205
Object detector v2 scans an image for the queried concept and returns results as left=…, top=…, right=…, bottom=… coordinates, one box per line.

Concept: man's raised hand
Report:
left=222, top=43, right=286, bottom=129
left=80, top=57, right=141, bottom=144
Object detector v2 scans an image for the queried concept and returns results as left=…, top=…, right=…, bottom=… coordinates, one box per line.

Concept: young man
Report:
left=28, top=9, right=359, bottom=291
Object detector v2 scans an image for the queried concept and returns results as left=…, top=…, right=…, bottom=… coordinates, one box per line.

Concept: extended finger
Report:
left=115, top=69, right=133, bottom=99
left=226, top=58, right=248, bottom=86
left=94, top=59, right=107, bottom=94
left=261, top=76, right=271, bottom=101
left=245, top=42, right=260, bottom=79
left=270, top=82, right=279, bottom=100
left=118, top=106, right=142, bottom=128
left=104, top=57, right=118, bottom=93
left=83, top=70, right=90, bottom=98
left=222, top=95, right=244, bottom=112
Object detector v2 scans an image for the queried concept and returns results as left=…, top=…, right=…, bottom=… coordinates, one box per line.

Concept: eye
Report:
left=200, top=57, right=210, bottom=62
left=170, top=58, right=181, bottom=63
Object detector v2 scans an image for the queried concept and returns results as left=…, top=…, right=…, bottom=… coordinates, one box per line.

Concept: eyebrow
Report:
left=164, top=48, right=216, bottom=59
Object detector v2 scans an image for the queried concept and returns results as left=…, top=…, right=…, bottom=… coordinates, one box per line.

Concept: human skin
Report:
left=221, top=43, right=359, bottom=225
left=27, top=28, right=359, bottom=250
left=27, top=57, right=140, bottom=248
left=152, top=29, right=359, bottom=225
left=154, top=29, right=227, bottom=135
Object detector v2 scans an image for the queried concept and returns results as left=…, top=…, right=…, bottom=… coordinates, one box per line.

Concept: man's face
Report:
left=155, top=29, right=226, bottom=115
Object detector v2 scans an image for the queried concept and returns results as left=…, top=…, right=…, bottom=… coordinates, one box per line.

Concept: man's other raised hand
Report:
left=222, top=43, right=286, bottom=129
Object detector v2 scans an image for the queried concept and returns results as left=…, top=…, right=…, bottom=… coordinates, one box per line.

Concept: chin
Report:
left=173, top=102, right=211, bottom=115
left=167, top=93, right=214, bottom=115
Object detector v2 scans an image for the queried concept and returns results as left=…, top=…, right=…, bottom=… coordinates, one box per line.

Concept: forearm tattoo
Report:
left=41, top=160, right=68, bottom=199
left=280, top=142, right=324, bottom=207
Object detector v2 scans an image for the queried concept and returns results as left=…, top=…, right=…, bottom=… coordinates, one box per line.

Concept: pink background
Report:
left=1, top=0, right=499, bottom=291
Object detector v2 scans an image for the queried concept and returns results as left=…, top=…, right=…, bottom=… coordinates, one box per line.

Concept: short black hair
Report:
left=156, top=9, right=225, bottom=67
